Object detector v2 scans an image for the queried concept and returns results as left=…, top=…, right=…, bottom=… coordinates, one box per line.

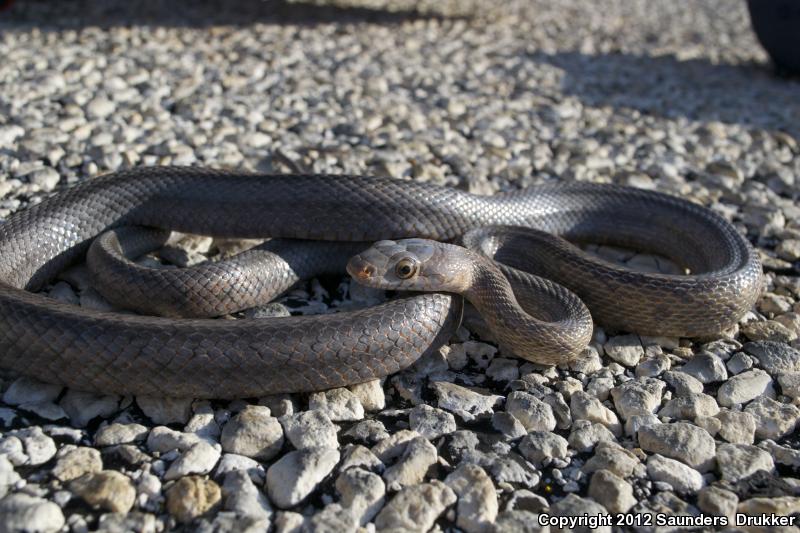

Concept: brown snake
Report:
left=0, top=167, right=762, bottom=398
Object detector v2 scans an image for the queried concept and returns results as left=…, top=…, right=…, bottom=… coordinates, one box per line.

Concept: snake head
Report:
left=347, top=238, right=472, bottom=293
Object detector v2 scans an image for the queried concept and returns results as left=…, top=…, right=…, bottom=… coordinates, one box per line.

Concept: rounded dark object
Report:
left=748, top=0, right=800, bottom=74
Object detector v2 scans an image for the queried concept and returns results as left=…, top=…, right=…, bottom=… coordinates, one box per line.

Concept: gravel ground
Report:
left=1, top=0, right=800, bottom=531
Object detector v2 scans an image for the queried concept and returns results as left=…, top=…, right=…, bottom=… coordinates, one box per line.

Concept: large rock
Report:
left=336, top=468, right=385, bottom=526
left=52, top=446, right=102, bottom=482
left=680, top=353, right=728, bottom=383
left=638, top=422, right=716, bottom=472
left=431, top=381, right=502, bottom=421
left=646, top=454, right=704, bottom=493
left=716, top=369, right=774, bottom=407
left=166, top=475, right=222, bottom=523
left=519, top=431, right=569, bottom=466
left=744, top=396, right=800, bottom=439
left=383, top=436, right=438, bottom=490
left=743, top=341, right=800, bottom=374
left=265, top=447, right=340, bottom=509
left=374, top=481, right=456, bottom=531
left=588, top=470, right=636, bottom=514
left=716, top=443, right=775, bottom=483
left=0, top=493, right=65, bottom=533
left=610, top=378, right=664, bottom=420
left=70, top=470, right=136, bottom=513
left=658, top=393, right=719, bottom=419
left=548, top=494, right=611, bottom=533
left=505, top=391, right=556, bottom=432
left=445, top=464, right=498, bottom=533
left=603, top=334, right=644, bottom=366
left=221, top=405, right=284, bottom=461
left=280, top=410, right=338, bottom=450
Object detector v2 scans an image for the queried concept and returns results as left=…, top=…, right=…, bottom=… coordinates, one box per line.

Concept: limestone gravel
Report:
left=0, top=0, right=799, bottom=530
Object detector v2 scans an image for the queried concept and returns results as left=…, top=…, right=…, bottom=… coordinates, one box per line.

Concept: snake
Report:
left=0, top=167, right=762, bottom=398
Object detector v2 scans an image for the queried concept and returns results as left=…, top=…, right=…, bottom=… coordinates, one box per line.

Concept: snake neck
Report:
left=462, top=254, right=591, bottom=363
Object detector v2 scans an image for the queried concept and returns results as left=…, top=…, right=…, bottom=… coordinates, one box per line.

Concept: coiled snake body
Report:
left=0, top=167, right=762, bottom=398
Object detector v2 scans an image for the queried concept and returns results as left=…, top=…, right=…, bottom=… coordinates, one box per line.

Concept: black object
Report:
left=747, top=0, right=800, bottom=74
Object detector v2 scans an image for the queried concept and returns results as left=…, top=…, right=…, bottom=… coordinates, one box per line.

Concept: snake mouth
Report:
left=346, top=256, right=377, bottom=282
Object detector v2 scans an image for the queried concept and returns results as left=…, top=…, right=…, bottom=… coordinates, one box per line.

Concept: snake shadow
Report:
left=0, top=0, right=462, bottom=30
left=529, top=50, right=800, bottom=140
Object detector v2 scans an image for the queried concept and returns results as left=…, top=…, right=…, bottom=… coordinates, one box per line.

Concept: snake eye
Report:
left=395, top=257, right=419, bottom=279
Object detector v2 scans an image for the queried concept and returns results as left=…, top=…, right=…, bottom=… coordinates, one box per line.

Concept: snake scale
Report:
left=0, top=167, right=762, bottom=398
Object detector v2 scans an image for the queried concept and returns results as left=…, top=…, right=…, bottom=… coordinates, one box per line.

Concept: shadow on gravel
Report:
left=531, top=51, right=800, bottom=138
left=0, top=0, right=459, bottom=29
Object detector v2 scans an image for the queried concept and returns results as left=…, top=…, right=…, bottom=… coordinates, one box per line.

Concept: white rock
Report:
left=0, top=125, right=25, bottom=146
left=220, top=405, right=283, bottom=460
left=266, top=447, right=340, bottom=509
left=222, top=470, right=272, bottom=521
left=94, top=422, right=149, bottom=446
left=52, top=446, right=102, bottom=482
left=445, top=464, right=498, bottom=533
left=609, top=377, right=665, bottom=420
left=374, top=480, right=456, bottom=531
left=519, top=431, right=568, bottom=466
left=569, top=391, right=622, bottom=436
left=10, top=427, right=56, bottom=466
left=0, top=455, right=21, bottom=498
left=658, top=393, right=719, bottom=419
left=491, top=412, right=527, bottom=439
left=0, top=493, right=65, bottom=532
left=146, top=426, right=201, bottom=453
left=582, top=441, right=640, bottom=478
left=215, top=453, right=265, bottom=485
left=604, top=334, right=644, bottom=366
left=744, top=396, right=800, bottom=439
left=280, top=409, right=337, bottom=450
left=588, top=470, right=636, bottom=514
left=164, top=441, right=221, bottom=481
left=505, top=391, right=556, bottom=432
left=779, top=372, right=800, bottom=399
left=383, top=436, right=438, bottom=490
left=726, top=352, right=753, bottom=375
left=743, top=341, right=800, bottom=374
left=29, top=167, right=60, bottom=191
left=431, top=381, right=502, bottom=421
left=184, top=403, right=220, bottom=442
left=348, top=380, right=385, bottom=411
left=568, top=420, right=617, bottom=452
left=717, top=369, right=774, bottom=407
left=698, top=486, right=738, bottom=521
left=0, top=436, right=27, bottom=466
left=86, top=97, right=116, bottom=119
left=638, top=422, right=716, bottom=472
left=371, top=430, right=419, bottom=463
left=715, top=410, right=757, bottom=444
left=409, top=404, right=457, bottom=440
left=716, top=443, right=775, bottom=482
left=548, top=494, right=611, bottom=533
left=680, top=352, right=728, bottom=383
left=308, top=388, right=364, bottom=422
left=340, top=444, right=383, bottom=473
left=336, top=467, right=385, bottom=526
left=646, top=454, right=704, bottom=493
left=662, top=371, right=704, bottom=396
